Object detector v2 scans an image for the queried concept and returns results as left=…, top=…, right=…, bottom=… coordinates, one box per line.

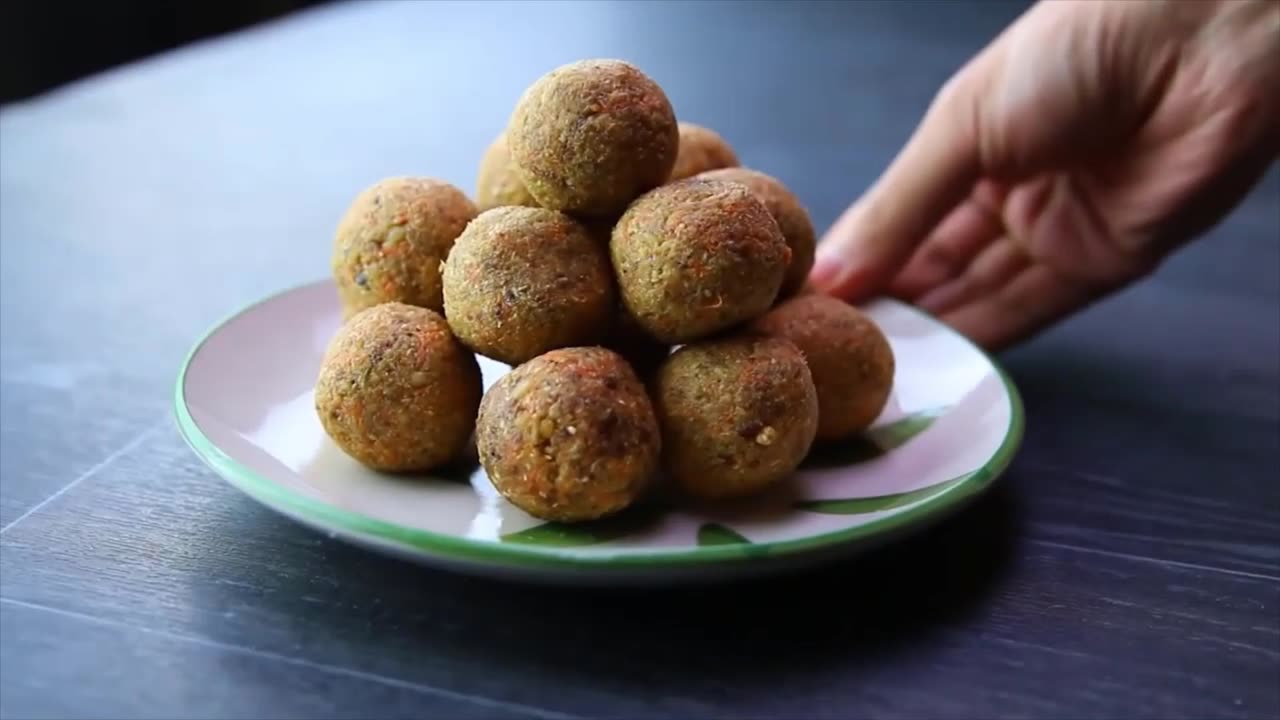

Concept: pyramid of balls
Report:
left=316, top=59, right=895, bottom=524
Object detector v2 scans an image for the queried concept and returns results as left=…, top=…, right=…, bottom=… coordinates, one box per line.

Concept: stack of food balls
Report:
left=315, top=59, right=896, bottom=524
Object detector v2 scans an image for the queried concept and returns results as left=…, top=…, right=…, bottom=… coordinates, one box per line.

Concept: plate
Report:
left=175, top=279, right=1023, bottom=586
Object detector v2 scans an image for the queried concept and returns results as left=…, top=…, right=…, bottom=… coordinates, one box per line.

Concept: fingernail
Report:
left=808, top=251, right=846, bottom=291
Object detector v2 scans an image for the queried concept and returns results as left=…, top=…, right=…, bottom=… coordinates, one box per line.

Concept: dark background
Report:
left=1, top=0, right=328, bottom=103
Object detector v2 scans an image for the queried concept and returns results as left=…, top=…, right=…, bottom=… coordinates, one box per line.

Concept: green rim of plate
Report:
left=173, top=280, right=1025, bottom=572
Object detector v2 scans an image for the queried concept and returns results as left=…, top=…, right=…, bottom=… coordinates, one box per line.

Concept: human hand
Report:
left=811, top=0, right=1279, bottom=350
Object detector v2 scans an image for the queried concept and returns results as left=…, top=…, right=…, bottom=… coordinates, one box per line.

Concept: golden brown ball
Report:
left=750, top=294, right=895, bottom=440
left=610, top=178, right=790, bottom=344
left=653, top=335, right=819, bottom=499
left=315, top=303, right=483, bottom=472
left=507, top=59, right=679, bottom=217
left=477, top=347, right=661, bottom=522
left=441, top=206, right=615, bottom=366
left=331, top=177, right=477, bottom=318
left=697, top=167, right=816, bottom=300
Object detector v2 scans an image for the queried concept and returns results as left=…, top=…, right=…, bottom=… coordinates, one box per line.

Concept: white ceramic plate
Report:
left=175, top=279, right=1023, bottom=586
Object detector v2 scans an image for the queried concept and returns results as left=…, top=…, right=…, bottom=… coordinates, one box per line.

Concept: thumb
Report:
left=811, top=50, right=997, bottom=302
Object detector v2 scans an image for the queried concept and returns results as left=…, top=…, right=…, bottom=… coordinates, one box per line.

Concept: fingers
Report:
left=888, top=181, right=1007, bottom=301
left=918, top=236, right=1031, bottom=316
left=811, top=50, right=998, bottom=302
left=940, top=264, right=1098, bottom=351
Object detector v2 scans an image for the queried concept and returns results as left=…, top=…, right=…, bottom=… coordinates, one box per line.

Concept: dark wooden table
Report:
left=2, top=2, right=1277, bottom=718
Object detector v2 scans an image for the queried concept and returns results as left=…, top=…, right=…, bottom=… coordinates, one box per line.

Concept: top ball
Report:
left=507, top=59, right=679, bottom=218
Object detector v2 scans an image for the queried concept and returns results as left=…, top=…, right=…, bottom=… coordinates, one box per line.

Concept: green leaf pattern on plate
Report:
left=802, top=408, right=945, bottom=468
left=794, top=471, right=976, bottom=515
left=500, top=523, right=612, bottom=547
left=696, top=523, right=751, bottom=546
left=866, top=409, right=945, bottom=450
left=500, top=502, right=666, bottom=547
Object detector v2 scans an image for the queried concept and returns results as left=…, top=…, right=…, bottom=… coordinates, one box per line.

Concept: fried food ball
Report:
left=315, top=303, right=483, bottom=472
left=668, top=122, right=740, bottom=182
left=653, top=335, right=818, bottom=499
left=442, top=206, right=615, bottom=365
left=697, top=167, right=816, bottom=300
left=750, top=294, right=895, bottom=440
left=610, top=178, right=790, bottom=344
left=477, top=347, right=661, bottom=522
left=475, top=131, right=539, bottom=211
left=507, top=59, right=679, bottom=217
left=332, top=177, right=477, bottom=318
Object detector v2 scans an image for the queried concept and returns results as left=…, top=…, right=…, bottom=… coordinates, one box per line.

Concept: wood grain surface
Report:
left=1, top=1, right=1277, bottom=718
